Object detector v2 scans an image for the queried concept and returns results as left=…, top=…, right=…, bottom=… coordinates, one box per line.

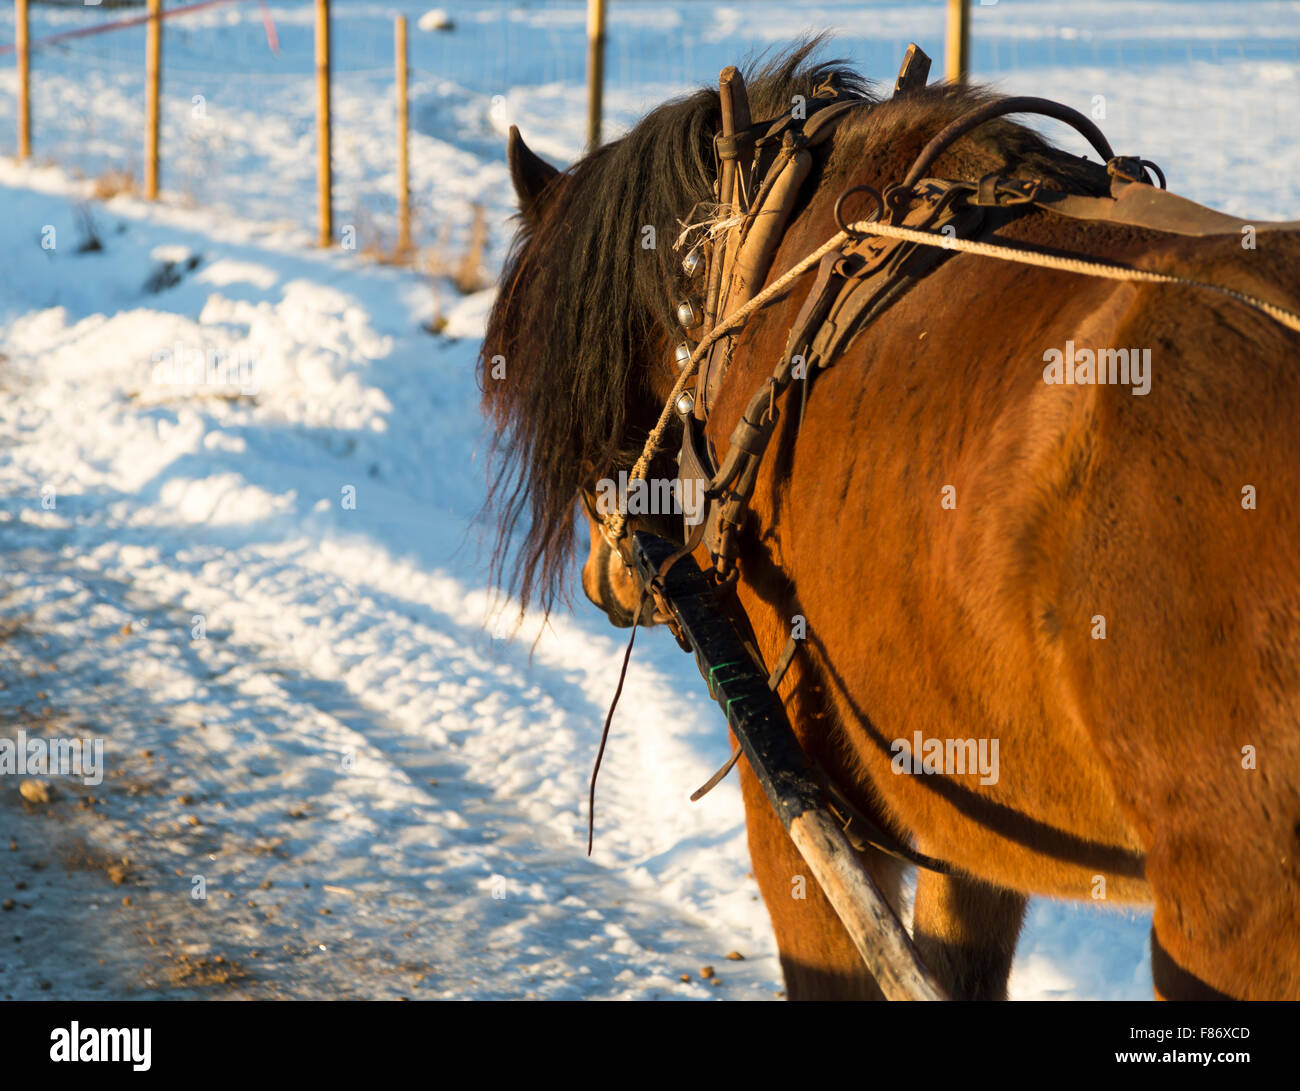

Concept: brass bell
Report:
left=681, top=249, right=704, bottom=278
left=675, top=390, right=695, bottom=416
left=673, top=342, right=692, bottom=369
left=675, top=299, right=701, bottom=329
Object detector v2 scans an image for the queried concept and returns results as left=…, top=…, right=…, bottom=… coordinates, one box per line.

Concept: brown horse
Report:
left=479, top=45, right=1300, bottom=1000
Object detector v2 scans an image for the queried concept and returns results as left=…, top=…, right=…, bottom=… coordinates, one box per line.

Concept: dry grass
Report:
left=362, top=235, right=417, bottom=267
left=423, top=274, right=449, bottom=335
left=323, top=200, right=491, bottom=332
left=123, top=385, right=259, bottom=406
left=423, top=204, right=491, bottom=294
left=343, top=199, right=492, bottom=294
left=418, top=204, right=492, bottom=334
left=74, top=203, right=104, bottom=252
left=350, top=200, right=418, bottom=267
left=58, top=841, right=133, bottom=885
left=91, top=168, right=137, bottom=201
left=451, top=203, right=490, bottom=294
left=166, top=952, right=249, bottom=987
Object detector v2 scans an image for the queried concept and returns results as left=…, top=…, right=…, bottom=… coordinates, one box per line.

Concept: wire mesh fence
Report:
left=0, top=1, right=1295, bottom=256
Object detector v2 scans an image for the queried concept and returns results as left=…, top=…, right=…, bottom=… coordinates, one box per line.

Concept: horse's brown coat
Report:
left=482, top=52, right=1300, bottom=999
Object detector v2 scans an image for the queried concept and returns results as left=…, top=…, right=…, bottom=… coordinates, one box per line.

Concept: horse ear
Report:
left=508, top=125, right=559, bottom=215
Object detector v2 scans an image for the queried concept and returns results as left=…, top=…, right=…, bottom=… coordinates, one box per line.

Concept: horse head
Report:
left=479, top=46, right=865, bottom=631
left=479, top=104, right=720, bottom=625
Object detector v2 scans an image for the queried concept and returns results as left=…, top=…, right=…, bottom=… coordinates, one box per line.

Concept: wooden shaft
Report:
left=705, top=66, right=741, bottom=330
left=395, top=15, right=410, bottom=254
left=790, top=810, right=947, bottom=1000
left=945, top=0, right=970, bottom=84
left=628, top=531, right=947, bottom=1002
left=585, top=0, right=606, bottom=149
left=145, top=0, right=161, bottom=198
left=715, top=67, right=752, bottom=324
left=726, top=148, right=810, bottom=310
left=15, top=0, right=29, bottom=161
left=316, top=0, right=332, bottom=246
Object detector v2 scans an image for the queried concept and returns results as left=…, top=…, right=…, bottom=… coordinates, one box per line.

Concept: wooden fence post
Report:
left=315, top=0, right=332, bottom=246
left=946, top=0, right=970, bottom=84
left=585, top=0, right=606, bottom=149
left=145, top=0, right=160, bottom=198
left=395, top=15, right=410, bottom=256
left=15, top=0, right=29, bottom=161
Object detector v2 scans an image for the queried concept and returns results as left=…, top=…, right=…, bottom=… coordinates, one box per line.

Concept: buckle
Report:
left=1107, top=155, right=1165, bottom=190
left=714, top=126, right=758, bottom=162
left=973, top=173, right=1040, bottom=207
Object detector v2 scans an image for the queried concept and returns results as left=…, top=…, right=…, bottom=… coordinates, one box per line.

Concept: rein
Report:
left=826, top=217, right=1300, bottom=331
left=586, top=589, right=645, bottom=856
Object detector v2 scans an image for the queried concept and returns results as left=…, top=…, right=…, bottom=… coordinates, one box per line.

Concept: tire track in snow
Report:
left=0, top=528, right=779, bottom=998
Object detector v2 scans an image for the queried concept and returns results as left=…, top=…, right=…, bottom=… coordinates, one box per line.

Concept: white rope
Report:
left=601, top=215, right=1300, bottom=544
left=844, top=218, right=1300, bottom=335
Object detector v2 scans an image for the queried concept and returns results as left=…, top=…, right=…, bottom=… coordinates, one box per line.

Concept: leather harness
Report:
left=674, top=80, right=1296, bottom=587
left=625, top=45, right=1300, bottom=877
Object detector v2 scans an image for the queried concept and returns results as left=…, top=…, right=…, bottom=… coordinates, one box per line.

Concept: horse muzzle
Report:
left=581, top=532, right=664, bottom=628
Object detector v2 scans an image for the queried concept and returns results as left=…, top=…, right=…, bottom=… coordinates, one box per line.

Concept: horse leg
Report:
left=738, top=758, right=907, bottom=1000
left=1110, top=776, right=1300, bottom=1000
left=911, top=869, right=1027, bottom=1000
left=1128, top=780, right=1300, bottom=1000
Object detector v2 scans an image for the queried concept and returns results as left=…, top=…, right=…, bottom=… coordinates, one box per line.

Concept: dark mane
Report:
left=478, top=42, right=1108, bottom=616
left=479, top=40, right=870, bottom=615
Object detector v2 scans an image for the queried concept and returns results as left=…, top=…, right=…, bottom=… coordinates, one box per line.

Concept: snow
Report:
left=0, top=161, right=780, bottom=1000
left=417, top=9, right=455, bottom=34
left=0, top=0, right=1295, bottom=1000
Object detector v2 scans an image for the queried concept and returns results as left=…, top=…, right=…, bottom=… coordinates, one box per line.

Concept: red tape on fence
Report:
left=0, top=0, right=275, bottom=56
left=257, top=0, right=280, bottom=56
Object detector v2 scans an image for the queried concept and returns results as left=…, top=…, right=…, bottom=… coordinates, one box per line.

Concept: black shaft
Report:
left=630, top=531, right=822, bottom=829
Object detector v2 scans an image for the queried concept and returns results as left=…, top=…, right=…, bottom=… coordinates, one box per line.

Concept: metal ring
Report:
left=1140, top=158, right=1167, bottom=190
left=833, top=185, right=883, bottom=238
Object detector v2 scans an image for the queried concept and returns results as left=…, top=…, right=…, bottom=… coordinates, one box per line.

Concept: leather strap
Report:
left=809, top=180, right=988, bottom=370
left=698, top=98, right=870, bottom=423
left=1037, top=180, right=1300, bottom=236
left=899, top=96, right=1116, bottom=192
left=968, top=172, right=1300, bottom=237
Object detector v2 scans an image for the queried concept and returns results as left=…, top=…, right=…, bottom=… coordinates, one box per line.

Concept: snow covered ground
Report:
left=0, top=1, right=1295, bottom=1000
